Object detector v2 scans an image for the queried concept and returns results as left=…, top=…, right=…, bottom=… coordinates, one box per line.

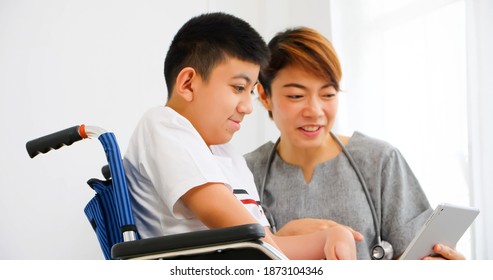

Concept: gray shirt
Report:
left=244, top=131, right=432, bottom=259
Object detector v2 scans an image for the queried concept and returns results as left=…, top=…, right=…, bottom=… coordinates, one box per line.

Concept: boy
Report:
left=123, top=12, right=357, bottom=260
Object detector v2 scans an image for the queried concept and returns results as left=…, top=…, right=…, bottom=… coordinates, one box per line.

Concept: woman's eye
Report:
left=287, top=95, right=303, bottom=99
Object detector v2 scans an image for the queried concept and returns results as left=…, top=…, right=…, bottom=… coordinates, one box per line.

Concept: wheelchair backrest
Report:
left=26, top=125, right=138, bottom=259
left=85, top=177, right=138, bottom=259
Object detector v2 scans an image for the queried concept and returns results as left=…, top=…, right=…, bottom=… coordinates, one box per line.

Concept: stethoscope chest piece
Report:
left=371, top=240, right=394, bottom=260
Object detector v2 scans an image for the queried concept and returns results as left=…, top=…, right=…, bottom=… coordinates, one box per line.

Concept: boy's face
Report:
left=190, top=57, right=259, bottom=146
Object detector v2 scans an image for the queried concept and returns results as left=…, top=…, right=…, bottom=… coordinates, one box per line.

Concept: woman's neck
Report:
left=277, top=134, right=349, bottom=184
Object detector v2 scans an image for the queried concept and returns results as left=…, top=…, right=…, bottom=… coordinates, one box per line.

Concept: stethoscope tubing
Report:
left=259, top=131, right=383, bottom=245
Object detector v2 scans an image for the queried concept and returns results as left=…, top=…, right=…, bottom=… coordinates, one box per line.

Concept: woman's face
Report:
left=264, top=65, right=338, bottom=150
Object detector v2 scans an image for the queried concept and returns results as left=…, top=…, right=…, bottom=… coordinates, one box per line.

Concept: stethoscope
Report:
left=259, top=131, right=394, bottom=260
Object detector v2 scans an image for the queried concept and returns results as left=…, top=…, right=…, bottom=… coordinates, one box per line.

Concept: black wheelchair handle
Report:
left=26, top=125, right=86, bottom=158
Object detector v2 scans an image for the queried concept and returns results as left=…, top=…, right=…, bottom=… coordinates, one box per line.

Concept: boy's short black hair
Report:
left=164, top=12, right=269, bottom=98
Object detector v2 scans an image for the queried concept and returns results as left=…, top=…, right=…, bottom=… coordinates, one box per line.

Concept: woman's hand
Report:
left=276, top=218, right=364, bottom=242
left=422, top=243, right=466, bottom=260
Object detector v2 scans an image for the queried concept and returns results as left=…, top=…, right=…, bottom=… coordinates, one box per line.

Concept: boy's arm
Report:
left=181, top=182, right=286, bottom=254
left=267, top=226, right=357, bottom=260
left=181, top=183, right=357, bottom=259
left=181, top=182, right=260, bottom=227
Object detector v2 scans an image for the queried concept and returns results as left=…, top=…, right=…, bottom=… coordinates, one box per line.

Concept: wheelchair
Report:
left=26, top=124, right=287, bottom=260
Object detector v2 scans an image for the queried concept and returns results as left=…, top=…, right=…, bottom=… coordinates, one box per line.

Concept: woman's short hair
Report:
left=260, top=27, right=342, bottom=97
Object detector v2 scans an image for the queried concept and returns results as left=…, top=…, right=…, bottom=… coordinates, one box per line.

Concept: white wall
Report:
left=0, top=0, right=332, bottom=259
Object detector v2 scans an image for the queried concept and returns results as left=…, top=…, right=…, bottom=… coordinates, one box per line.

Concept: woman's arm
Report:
left=276, top=218, right=364, bottom=242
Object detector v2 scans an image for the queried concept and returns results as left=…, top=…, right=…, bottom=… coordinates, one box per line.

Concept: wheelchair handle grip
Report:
left=26, top=125, right=87, bottom=158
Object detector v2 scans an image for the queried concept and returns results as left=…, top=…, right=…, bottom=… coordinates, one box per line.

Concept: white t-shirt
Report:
left=123, top=106, right=269, bottom=238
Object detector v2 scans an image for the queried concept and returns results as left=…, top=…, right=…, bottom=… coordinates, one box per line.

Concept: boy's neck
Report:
left=166, top=95, right=189, bottom=118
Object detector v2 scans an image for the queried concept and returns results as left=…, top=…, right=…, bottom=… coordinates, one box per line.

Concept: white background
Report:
left=1, top=0, right=491, bottom=260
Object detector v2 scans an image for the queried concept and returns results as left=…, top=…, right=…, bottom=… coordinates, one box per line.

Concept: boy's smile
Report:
left=227, top=117, right=242, bottom=132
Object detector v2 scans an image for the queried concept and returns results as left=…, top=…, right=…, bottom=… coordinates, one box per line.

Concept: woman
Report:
left=245, top=27, right=465, bottom=260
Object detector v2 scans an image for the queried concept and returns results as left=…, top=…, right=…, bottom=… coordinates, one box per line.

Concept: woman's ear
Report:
left=257, top=83, right=272, bottom=110
left=174, top=67, right=196, bottom=102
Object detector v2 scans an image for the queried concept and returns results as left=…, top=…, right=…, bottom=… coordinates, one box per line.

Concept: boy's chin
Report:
left=207, top=135, right=234, bottom=146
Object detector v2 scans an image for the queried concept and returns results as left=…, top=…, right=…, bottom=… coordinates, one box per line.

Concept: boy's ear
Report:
left=257, top=83, right=272, bottom=110
left=175, top=67, right=196, bottom=102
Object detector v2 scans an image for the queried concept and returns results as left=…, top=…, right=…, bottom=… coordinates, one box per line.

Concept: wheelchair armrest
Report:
left=111, top=223, right=266, bottom=260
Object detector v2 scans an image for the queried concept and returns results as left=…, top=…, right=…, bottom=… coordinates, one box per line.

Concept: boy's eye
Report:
left=233, top=85, right=246, bottom=92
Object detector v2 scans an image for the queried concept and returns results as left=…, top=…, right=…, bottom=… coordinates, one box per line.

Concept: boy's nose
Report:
left=238, top=94, right=253, bottom=115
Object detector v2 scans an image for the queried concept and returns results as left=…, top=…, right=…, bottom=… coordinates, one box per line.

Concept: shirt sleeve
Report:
left=142, top=115, right=229, bottom=219
left=380, top=148, right=433, bottom=257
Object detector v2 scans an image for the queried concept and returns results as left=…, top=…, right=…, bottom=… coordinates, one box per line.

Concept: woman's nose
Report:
left=302, top=97, right=323, bottom=118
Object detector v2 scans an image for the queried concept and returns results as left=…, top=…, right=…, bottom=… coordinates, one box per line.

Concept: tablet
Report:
left=399, top=203, right=480, bottom=260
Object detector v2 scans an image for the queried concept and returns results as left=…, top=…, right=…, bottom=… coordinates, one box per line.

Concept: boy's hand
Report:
left=323, top=225, right=357, bottom=260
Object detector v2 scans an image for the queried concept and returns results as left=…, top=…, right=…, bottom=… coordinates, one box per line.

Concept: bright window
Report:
left=331, top=0, right=471, bottom=257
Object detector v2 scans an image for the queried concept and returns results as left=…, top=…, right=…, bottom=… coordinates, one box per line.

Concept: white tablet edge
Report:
left=399, top=203, right=479, bottom=260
